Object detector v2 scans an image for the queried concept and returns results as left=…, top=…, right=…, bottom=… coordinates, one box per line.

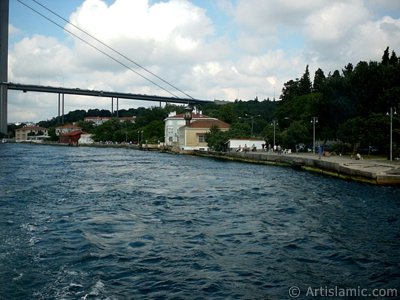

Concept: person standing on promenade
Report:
left=318, top=145, right=323, bottom=159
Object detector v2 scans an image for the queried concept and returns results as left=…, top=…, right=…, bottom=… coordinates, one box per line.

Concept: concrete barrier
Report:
left=192, top=151, right=400, bottom=186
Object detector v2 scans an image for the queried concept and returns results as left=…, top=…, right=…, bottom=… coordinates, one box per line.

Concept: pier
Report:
left=193, top=151, right=400, bottom=186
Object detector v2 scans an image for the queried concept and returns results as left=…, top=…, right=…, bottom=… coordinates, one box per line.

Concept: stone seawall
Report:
left=192, top=151, right=400, bottom=186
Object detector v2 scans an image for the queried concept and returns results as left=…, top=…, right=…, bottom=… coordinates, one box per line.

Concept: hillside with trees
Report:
left=204, top=47, right=400, bottom=156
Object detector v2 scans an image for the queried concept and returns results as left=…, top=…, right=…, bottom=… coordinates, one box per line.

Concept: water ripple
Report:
left=0, top=144, right=399, bottom=299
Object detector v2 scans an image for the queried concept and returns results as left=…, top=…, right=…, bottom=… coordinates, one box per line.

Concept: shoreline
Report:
left=191, top=151, right=400, bottom=186
left=7, top=142, right=400, bottom=186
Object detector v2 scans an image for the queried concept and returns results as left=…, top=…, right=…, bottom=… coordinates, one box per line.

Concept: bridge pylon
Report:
left=0, top=0, right=9, bottom=134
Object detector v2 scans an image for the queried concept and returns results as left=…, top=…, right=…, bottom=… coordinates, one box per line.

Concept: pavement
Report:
left=194, top=150, right=400, bottom=186
left=262, top=152, right=400, bottom=185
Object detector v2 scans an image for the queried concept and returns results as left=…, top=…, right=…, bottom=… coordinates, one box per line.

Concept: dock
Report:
left=192, top=151, right=400, bottom=186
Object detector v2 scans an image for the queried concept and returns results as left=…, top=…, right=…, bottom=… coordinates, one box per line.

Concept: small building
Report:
left=78, top=133, right=94, bottom=145
left=15, top=126, right=49, bottom=142
left=118, top=116, right=136, bottom=123
left=84, top=116, right=136, bottom=126
left=84, top=117, right=111, bottom=126
left=178, top=119, right=230, bottom=151
left=164, top=110, right=220, bottom=147
left=59, top=130, right=82, bottom=146
left=226, top=139, right=266, bottom=152
left=55, top=124, right=82, bottom=136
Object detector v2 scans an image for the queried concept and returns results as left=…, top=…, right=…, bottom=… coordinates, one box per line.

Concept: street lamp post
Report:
left=311, top=117, right=318, bottom=154
left=271, top=120, right=278, bottom=147
left=387, top=107, right=397, bottom=161
left=245, top=114, right=261, bottom=137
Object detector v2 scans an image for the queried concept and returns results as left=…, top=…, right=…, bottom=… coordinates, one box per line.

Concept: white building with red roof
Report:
left=164, top=109, right=230, bottom=150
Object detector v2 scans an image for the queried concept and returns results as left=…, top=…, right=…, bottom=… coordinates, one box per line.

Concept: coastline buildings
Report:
left=84, top=116, right=136, bottom=126
left=15, top=126, right=49, bottom=142
left=164, top=110, right=230, bottom=151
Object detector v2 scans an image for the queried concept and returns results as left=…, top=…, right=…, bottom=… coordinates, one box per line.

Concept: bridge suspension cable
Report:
left=30, top=0, right=195, bottom=100
left=16, top=0, right=195, bottom=100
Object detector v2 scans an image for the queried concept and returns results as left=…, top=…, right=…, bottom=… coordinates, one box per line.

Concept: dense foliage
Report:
left=204, top=47, right=400, bottom=156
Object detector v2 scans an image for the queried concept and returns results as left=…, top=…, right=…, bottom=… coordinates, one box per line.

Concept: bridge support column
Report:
left=61, top=94, right=65, bottom=124
left=116, top=98, right=119, bottom=118
left=0, top=84, right=7, bottom=134
left=58, top=93, right=61, bottom=124
left=111, top=97, right=114, bottom=116
left=0, top=0, right=9, bottom=134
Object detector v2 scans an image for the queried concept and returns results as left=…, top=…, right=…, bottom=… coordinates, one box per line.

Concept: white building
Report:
left=84, top=117, right=111, bottom=126
left=15, top=126, right=49, bottom=142
left=226, top=139, right=266, bottom=152
left=164, top=110, right=217, bottom=147
left=84, top=116, right=136, bottom=126
left=78, top=133, right=94, bottom=145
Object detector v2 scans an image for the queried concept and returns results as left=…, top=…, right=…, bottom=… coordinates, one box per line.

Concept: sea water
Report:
left=0, top=144, right=399, bottom=299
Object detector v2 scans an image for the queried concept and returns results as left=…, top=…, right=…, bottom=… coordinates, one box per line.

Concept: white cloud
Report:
left=305, top=1, right=369, bottom=44
left=9, top=35, right=77, bottom=81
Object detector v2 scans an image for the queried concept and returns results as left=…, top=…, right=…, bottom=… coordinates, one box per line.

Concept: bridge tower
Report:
left=0, top=0, right=9, bottom=134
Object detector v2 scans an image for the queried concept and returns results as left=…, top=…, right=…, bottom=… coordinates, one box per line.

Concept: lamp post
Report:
left=245, top=114, right=261, bottom=137
left=387, top=107, right=397, bottom=161
left=271, top=120, right=278, bottom=147
left=137, top=130, right=143, bottom=147
left=311, top=117, right=318, bottom=154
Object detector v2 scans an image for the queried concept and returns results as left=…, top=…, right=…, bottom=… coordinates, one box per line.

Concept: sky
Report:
left=7, top=0, right=400, bottom=123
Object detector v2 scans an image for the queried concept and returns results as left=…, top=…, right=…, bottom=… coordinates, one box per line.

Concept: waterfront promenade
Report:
left=193, top=151, right=400, bottom=186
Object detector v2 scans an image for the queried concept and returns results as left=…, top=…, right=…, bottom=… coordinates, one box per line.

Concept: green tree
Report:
left=281, top=121, right=309, bottom=150
left=142, top=120, right=164, bottom=143
left=389, top=50, right=398, bottom=66
left=205, top=125, right=229, bottom=151
left=299, top=65, right=312, bottom=95
left=342, top=63, right=353, bottom=77
left=337, top=117, right=366, bottom=152
left=280, top=79, right=299, bottom=102
left=76, top=120, right=95, bottom=133
left=313, top=68, right=326, bottom=92
left=48, top=127, right=58, bottom=141
left=382, top=46, right=390, bottom=65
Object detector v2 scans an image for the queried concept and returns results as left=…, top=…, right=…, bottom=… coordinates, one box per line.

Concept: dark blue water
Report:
left=0, top=144, right=399, bottom=299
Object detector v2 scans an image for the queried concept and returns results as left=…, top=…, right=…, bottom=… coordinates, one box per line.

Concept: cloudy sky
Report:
left=7, top=0, right=400, bottom=122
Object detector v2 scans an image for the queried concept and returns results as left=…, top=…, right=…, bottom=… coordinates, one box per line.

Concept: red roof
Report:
left=189, top=119, right=230, bottom=129
left=60, top=130, right=82, bottom=137
left=56, top=124, right=81, bottom=129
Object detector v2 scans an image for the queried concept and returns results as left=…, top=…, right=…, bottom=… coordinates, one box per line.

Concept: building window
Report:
left=198, top=135, right=205, bottom=143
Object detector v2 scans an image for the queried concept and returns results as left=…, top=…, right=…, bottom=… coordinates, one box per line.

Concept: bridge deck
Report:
left=2, top=82, right=212, bottom=105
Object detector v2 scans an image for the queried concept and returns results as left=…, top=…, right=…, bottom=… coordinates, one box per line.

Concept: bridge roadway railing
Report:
left=1, top=82, right=212, bottom=105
